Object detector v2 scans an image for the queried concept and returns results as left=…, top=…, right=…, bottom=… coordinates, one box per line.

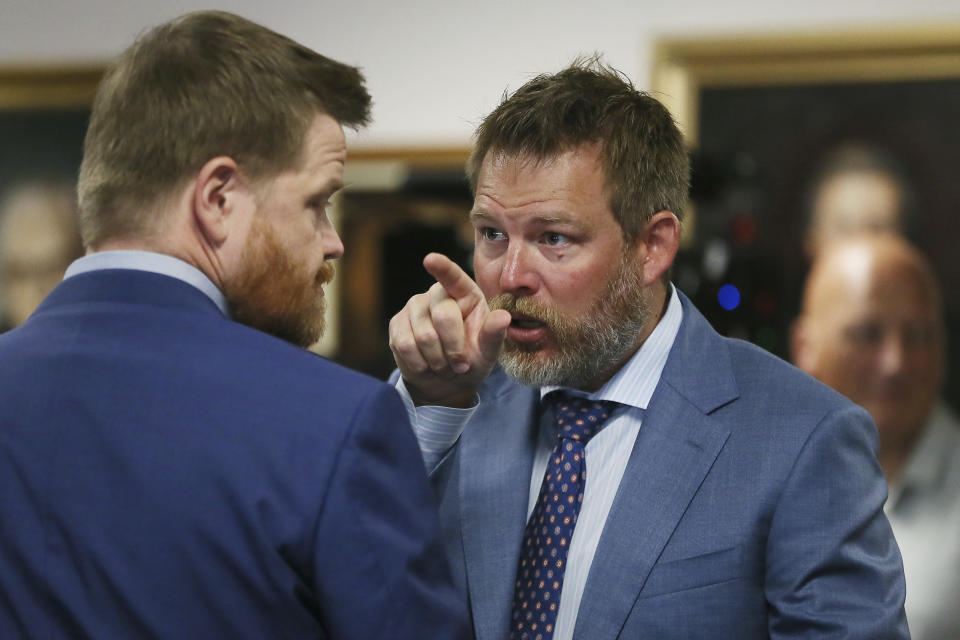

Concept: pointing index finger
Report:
left=423, top=253, right=484, bottom=310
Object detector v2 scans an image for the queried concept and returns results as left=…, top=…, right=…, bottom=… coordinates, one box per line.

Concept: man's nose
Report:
left=878, top=335, right=906, bottom=376
left=498, top=241, right=539, bottom=296
left=322, top=223, right=344, bottom=261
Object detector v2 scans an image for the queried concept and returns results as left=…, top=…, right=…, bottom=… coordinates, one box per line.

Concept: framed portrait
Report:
left=0, top=66, right=101, bottom=327
left=336, top=148, right=473, bottom=378
left=651, top=24, right=960, bottom=407
left=0, top=66, right=100, bottom=190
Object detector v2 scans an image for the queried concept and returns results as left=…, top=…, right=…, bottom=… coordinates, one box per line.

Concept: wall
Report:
left=3, top=0, right=960, bottom=149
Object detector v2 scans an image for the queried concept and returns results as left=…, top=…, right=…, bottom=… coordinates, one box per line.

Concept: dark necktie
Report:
left=509, top=394, right=617, bottom=640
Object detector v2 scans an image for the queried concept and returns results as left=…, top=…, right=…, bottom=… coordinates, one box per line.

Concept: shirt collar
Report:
left=889, top=402, right=960, bottom=506
left=540, top=285, right=683, bottom=410
left=64, top=250, right=228, bottom=315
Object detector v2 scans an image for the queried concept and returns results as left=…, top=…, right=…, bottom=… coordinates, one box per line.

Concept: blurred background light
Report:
left=718, top=283, right=741, bottom=311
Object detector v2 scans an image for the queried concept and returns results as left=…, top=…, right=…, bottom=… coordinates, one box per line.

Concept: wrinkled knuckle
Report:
left=390, top=334, right=416, bottom=357
left=412, top=324, right=440, bottom=345
left=407, top=291, right=430, bottom=309
left=431, top=302, right=459, bottom=326
left=388, top=314, right=405, bottom=336
left=387, top=332, right=400, bottom=351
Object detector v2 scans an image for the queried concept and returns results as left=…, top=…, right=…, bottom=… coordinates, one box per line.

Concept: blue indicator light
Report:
left=718, top=284, right=741, bottom=311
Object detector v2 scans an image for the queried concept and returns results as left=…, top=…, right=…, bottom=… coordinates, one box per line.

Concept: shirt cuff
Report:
left=395, top=377, right=479, bottom=471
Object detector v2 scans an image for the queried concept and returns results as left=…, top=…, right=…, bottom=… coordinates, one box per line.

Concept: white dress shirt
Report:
left=885, top=402, right=960, bottom=640
left=397, top=286, right=683, bottom=640
left=64, top=250, right=228, bottom=315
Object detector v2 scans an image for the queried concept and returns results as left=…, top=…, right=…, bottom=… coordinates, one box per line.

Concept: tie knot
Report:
left=550, top=394, right=617, bottom=445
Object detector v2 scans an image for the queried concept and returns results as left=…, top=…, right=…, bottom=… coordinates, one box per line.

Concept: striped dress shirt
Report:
left=397, top=286, right=683, bottom=640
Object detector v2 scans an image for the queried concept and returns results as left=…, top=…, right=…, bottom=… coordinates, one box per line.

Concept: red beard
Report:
left=225, top=219, right=333, bottom=348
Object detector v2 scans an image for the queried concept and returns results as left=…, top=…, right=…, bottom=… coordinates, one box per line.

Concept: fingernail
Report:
left=452, top=362, right=469, bottom=374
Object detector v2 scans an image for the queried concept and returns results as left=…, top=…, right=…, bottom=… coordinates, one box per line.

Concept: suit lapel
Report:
left=573, top=293, right=738, bottom=640
left=459, top=369, right=540, bottom=640
left=573, top=390, right=730, bottom=639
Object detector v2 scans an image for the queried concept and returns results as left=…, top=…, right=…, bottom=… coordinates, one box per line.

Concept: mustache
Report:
left=315, top=261, right=336, bottom=286
left=488, top=293, right=553, bottom=324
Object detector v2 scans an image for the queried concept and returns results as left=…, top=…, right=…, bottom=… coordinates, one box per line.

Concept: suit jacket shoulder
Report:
left=0, top=269, right=469, bottom=639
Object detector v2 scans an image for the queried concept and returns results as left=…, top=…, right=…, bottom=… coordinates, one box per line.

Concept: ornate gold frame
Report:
left=0, top=66, right=103, bottom=109
left=651, top=23, right=960, bottom=144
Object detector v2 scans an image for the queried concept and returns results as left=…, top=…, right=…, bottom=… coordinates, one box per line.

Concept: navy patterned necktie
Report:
left=509, top=394, right=618, bottom=640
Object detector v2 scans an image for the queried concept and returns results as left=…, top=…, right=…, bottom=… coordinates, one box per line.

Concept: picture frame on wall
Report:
left=651, top=24, right=960, bottom=407
left=0, top=66, right=101, bottom=328
left=337, top=148, right=473, bottom=378
left=0, top=66, right=101, bottom=188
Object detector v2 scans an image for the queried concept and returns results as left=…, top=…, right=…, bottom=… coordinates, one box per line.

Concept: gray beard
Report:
left=496, top=254, right=652, bottom=389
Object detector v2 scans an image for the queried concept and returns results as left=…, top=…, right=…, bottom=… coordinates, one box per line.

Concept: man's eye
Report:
left=845, top=324, right=883, bottom=346
left=544, top=232, right=570, bottom=246
left=480, top=227, right=506, bottom=242
left=904, top=325, right=935, bottom=348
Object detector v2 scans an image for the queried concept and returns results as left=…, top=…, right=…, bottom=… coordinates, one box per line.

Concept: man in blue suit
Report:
left=388, top=60, right=908, bottom=638
left=0, top=11, right=468, bottom=639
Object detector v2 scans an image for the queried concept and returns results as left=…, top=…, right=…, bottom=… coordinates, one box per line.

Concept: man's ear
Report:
left=633, top=210, right=681, bottom=286
left=192, top=156, right=251, bottom=247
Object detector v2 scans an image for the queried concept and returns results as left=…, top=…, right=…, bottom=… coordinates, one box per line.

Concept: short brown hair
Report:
left=78, top=10, right=371, bottom=249
left=467, top=57, right=689, bottom=240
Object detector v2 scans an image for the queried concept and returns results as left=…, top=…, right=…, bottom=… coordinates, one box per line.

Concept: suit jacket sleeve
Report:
left=308, top=383, right=470, bottom=639
left=765, top=403, right=909, bottom=638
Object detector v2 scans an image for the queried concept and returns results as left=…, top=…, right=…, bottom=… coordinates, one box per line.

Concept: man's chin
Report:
left=503, top=337, right=551, bottom=354
left=250, top=306, right=326, bottom=349
left=499, top=345, right=570, bottom=387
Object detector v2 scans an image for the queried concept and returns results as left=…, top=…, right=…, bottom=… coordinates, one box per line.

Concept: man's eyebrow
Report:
left=469, top=211, right=578, bottom=225
left=311, top=178, right=344, bottom=201
left=532, top=214, right=574, bottom=225
left=327, top=177, right=344, bottom=193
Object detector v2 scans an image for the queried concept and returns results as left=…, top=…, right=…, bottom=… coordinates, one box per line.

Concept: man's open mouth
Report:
left=511, top=313, right=546, bottom=329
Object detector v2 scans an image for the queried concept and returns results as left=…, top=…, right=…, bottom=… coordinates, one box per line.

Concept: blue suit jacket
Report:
left=0, top=269, right=469, bottom=639
left=419, top=292, right=908, bottom=639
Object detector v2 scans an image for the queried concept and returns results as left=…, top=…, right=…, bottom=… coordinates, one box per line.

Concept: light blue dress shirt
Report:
left=397, top=286, right=683, bottom=640
left=64, top=250, right=228, bottom=315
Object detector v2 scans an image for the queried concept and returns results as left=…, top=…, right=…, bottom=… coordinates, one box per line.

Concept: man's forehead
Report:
left=821, top=269, right=941, bottom=330
left=482, top=143, right=603, bottom=172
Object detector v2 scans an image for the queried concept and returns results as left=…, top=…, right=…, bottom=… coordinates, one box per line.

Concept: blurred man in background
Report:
left=793, top=233, right=960, bottom=639
left=0, top=181, right=82, bottom=330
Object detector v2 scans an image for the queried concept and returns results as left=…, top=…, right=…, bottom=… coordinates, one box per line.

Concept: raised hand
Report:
left=389, top=253, right=511, bottom=407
